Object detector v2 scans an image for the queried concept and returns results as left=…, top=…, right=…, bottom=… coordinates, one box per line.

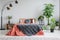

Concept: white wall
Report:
left=0, top=0, right=59, bottom=29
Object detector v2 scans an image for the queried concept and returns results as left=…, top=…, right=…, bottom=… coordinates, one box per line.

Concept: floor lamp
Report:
left=0, top=0, right=18, bottom=30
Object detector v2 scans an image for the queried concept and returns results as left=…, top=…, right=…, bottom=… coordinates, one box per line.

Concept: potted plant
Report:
left=50, top=18, right=56, bottom=32
left=56, top=21, right=59, bottom=26
left=7, top=16, right=12, bottom=24
left=38, top=15, right=44, bottom=25
left=38, top=15, right=44, bottom=21
left=43, top=4, right=54, bottom=25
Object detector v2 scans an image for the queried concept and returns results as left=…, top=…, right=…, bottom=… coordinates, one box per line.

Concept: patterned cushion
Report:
left=24, top=19, right=31, bottom=24
left=19, top=18, right=36, bottom=24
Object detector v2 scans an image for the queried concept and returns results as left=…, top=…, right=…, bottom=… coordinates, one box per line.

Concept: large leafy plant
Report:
left=43, top=4, right=54, bottom=25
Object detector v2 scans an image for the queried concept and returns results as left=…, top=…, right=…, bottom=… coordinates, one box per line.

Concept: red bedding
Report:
left=6, top=24, right=44, bottom=36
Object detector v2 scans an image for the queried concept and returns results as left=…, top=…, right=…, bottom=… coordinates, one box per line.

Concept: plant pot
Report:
left=50, top=29, right=54, bottom=32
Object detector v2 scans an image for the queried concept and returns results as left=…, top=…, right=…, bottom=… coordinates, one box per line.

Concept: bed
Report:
left=6, top=18, right=44, bottom=36
left=0, top=18, right=60, bottom=40
left=6, top=24, right=44, bottom=36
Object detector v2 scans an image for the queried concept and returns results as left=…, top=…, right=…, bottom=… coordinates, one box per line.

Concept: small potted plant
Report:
left=56, top=21, right=59, bottom=26
left=7, top=16, right=12, bottom=24
left=50, top=18, right=56, bottom=32
left=38, top=15, right=44, bottom=21
left=38, top=15, right=44, bottom=25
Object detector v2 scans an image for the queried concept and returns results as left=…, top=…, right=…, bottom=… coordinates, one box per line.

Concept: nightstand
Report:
left=6, top=24, right=14, bottom=30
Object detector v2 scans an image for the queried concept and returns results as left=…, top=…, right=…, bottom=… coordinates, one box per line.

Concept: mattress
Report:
left=0, top=30, right=60, bottom=40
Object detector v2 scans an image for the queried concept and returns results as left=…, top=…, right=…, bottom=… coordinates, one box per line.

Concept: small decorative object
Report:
left=25, top=19, right=31, bottom=24
left=7, top=7, right=10, bottom=10
left=38, top=15, right=44, bottom=25
left=50, top=18, right=56, bottom=32
left=15, top=0, right=18, bottom=4
left=43, top=3, right=54, bottom=25
left=9, top=4, right=12, bottom=7
left=30, top=18, right=36, bottom=23
left=7, top=16, right=12, bottom=24
left=38, top=15, right=44, bottom=29
left=56, top=21, right=59, bottom=26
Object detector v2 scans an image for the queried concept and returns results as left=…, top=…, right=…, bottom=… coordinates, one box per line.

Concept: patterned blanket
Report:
left=17, top=24, right=42, bottom=36
left=6, top=24, right=44, bottom=36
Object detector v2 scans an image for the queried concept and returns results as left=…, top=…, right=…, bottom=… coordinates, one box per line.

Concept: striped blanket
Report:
left=6, top=24, right=44, bottom=36
left=17, top=24, right=42, bottom=36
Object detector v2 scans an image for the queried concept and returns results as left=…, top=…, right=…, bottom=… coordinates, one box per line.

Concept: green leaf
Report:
left=43, top=3, right=54, bottom=20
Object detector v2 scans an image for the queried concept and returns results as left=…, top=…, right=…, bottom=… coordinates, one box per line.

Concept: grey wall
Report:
left=0, top=0, right=59, bottom=29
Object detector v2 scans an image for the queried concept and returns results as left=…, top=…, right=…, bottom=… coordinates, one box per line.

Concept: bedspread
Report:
left=6, top=24, right=44, bottom=36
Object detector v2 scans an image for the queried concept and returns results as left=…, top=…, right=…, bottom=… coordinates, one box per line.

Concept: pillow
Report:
left=30, top=18, right=36, bottom=23
left=19, top=18, right=25, bottom=24
left=19, top=18, right=36, bottom=24
left=24, top=19, right=31, bottom=24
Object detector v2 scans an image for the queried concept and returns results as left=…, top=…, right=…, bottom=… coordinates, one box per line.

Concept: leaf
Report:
left=43, top=3, right=54, bottom=18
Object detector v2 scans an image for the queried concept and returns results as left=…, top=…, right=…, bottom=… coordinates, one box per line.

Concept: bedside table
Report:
left=6, top=24, right=14, bottom=30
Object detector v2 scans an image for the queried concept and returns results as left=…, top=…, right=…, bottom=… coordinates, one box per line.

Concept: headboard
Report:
left=19, top=18, right=36, bottom=24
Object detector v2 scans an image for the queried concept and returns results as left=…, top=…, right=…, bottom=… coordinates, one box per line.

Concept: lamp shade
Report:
left=9, top=4, right=12, bottom=7
left=7, top=7, right=10, bottom=10
left=15, top=0, right=18, bottom=4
